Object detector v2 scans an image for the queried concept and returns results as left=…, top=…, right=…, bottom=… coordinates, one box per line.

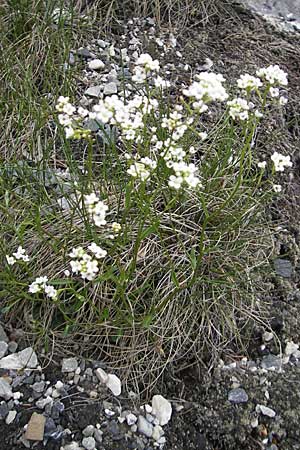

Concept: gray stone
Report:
left=84, top=119, right=101, bottom=132
left=0, top=342, right=8, bottom=359
left=137, top=415, right=153, bottom=438
left=8, top=341, right=18, bottom=353
left=228, top=388, right=249, bottom=404
left=85, top=86, right=102, bottom=98
left=69, top=52, right=75, bottom=65
left=274, top=258, right=293, bottom=278
left=0, top=378, right=13, bottom=400
left=82, top=436, right=96, bottom=450
left=64, top=442, right=81, bottom=450
left=77, top=48, right=93, bottom=58
left=97, top=39, right=108, bottom=48
left=51, top=401, right=65, bottom=419
left=88, top=59, right=105, bottom=70
left=19, top=435, right=31, bottom=448
left=6, top=409, right=17, bottom=424
left=44, top=417, right=57, bottom=439
left=82, top=425, right=95, bottom=437
left=0, top=402, right=9, bottom=419
left=36, top=396, right=53, bottom=409
left=0, top=325, right=8, bottom=343
left=257, top=404, right=276, bottom=417
left=261, top=354, right=283, bottom=370
left=18, top=347, right=38, bottom=368
left=62, top=358, right=78, bottom=373
left=94, top=429, right=103, bottom=443
left=104, top=82, right=118, bottom=95
left=32, top=381, right=45, bottom=393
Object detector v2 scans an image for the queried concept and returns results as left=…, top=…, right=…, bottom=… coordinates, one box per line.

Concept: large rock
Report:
left=151, top=394, right=172, bottom=425
left=61, top=358, right=78, bottom=373
left=0, top=325, right=8, bottom=343
left=106, top=374, right=121, bottom=396
left=0, top=342, right=8, bottom=359
left=0, top=347, right=38, bottom=370
left=0, top=377, right=13, bottom=400
left=137, top=415, right=153, bottom=437
left=25, top=413, right=46, bottom=441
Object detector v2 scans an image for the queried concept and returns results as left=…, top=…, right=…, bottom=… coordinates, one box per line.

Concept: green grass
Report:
left=0, top=0, right=288, bottom=387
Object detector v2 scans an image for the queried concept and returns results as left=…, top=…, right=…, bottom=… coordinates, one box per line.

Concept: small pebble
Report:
left=6, top=409, right=17, bottom=424
left=88, top=59, right=105, bottom=70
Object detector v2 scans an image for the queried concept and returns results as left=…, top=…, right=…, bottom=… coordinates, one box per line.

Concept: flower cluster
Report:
left=271, top=152, right=293, bottom=172
left=69, top=244, right=107, bottom=280
left=256, top=65, right=288, bottom=86
left=84, top=193, right=109, bottom=227
left=168, top=162, right=201, bottom=190
left=183, top=72, right=228, bottom=111
left=29, top=276, right=58, bottom=299
left=56, top=96, right=90, bottom=139
left=6, top=246, right=29, bottom=266
left=90, top=94, right=158, bottom=142
left=132, top=53, right=159, bottom=84
left=227, top=97, right=251, bottom=121
left=237, top=74, right=262, bottom=91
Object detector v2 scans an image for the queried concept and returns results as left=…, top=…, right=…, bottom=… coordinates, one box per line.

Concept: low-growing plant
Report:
left=1, top=31, right=293, bottom=386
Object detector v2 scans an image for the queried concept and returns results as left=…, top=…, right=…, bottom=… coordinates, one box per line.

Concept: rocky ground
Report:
left=1, top=2, right=300, bottom=449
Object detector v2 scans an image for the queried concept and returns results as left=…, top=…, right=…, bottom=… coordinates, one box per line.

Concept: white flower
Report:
left=69, top=247, right=85, bottom=258
left=273, top=184, right=282, bottom=193
left=256, top=65, right=288, bottom=86
left=135, top=53, right=160, bottom=71
left=132, top=67, right=147, bottom=84
left=44, top=285, right=58, bottom=299
left=70, top=259, right=82, bottom=274
left=88, top=243, right=107, bottom=259
left=127, top=163, right=150, bottom=181
left=237, top=74, right=262, bottom=90
left=77, top=107, right=89, bottom=117
left=28, top=276, right=49, bottom=294
left=84, top=194, right=109, bottom=227
left=199, top=132, right=208, bottom=141
left=255, top=110, right=263, bottom=118
left=183, top=72, right=228, bottom=105
left=58, top=114, right=73, bottom=126
left=270, top=87, right=280, bottom=98
left=169, top=162, right=201, bottom=189
left=279, top=96, right=288, bottom=105
left=35, top=276, right=48, bottom=284
left=168, top=175, right=183, bottom=190
left=154, top=76, right=170, bottom=89
left=29, top=282, right=42, bottom=294
left=227, top=98, right=250, bottom=121
left=65, top=127, right=75, bottom=139
left=12, top=246, right=29, bottom=262
left=257, top=161, right=267, bottom=169
left=271, top=151, right=292, bottom=172
left=140, top=157, right=157, bottom=169
left=6, top=255, right=16, bottom=266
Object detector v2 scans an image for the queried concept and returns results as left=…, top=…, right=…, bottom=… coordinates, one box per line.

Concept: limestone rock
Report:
left=151, top=394, right=172, bottom=425
left=106, top=374, right=121, bottom=396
